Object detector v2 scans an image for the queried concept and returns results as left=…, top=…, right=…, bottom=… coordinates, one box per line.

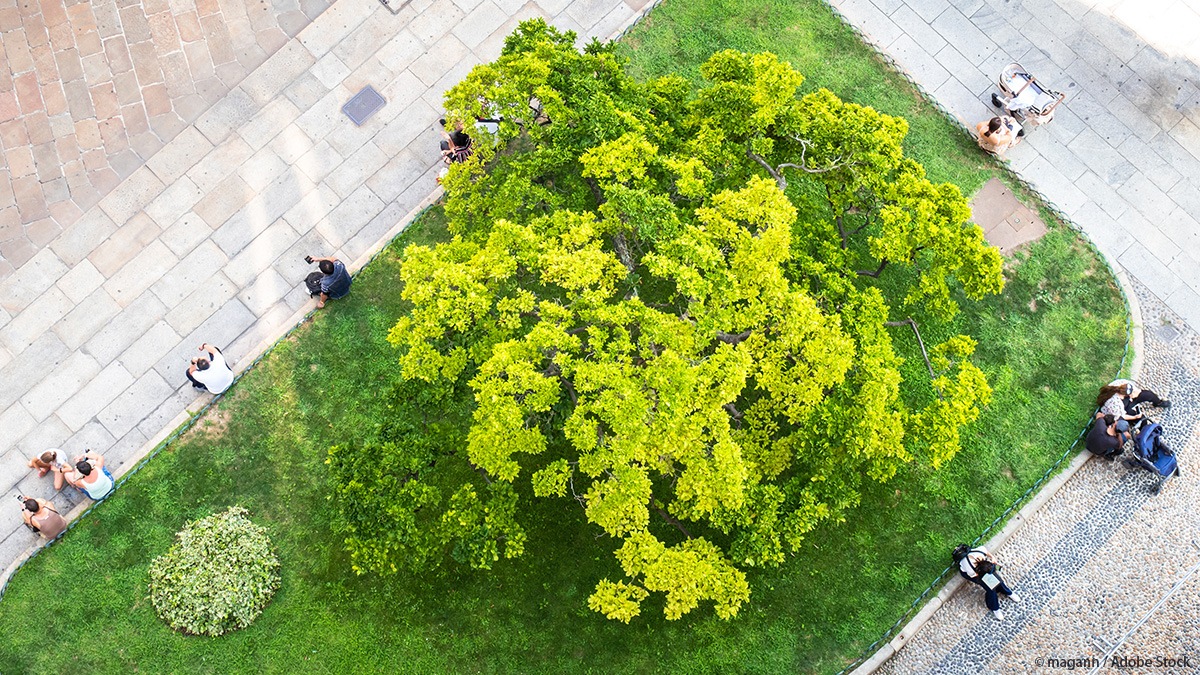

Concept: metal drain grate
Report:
left=342, top=86, right=386, bottom=126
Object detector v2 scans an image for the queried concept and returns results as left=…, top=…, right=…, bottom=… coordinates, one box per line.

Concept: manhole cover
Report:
left=1155, top=322, right=1180, bottom=343
left=342, top=86, right=386, bottom=126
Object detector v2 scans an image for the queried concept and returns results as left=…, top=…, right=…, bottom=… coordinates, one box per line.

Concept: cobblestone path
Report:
left=880, top=283, right=1200, bottom=673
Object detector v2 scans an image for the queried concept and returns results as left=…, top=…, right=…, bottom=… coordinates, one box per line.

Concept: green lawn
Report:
left=0, top=1, right=1127, bottom=673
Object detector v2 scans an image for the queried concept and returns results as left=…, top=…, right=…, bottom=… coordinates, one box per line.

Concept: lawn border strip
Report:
left=0, top=187, right=444, bottom=605
left=798, top=2, right=1143, bottom=674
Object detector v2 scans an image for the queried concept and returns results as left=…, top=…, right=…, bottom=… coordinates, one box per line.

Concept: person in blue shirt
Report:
left=307, top=255, right=352, bottom=308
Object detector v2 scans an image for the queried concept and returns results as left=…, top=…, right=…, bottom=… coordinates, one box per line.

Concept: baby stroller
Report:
left=991, top=63, right=1066, bottom=127
left=1124, top=421, right=1180, bottom=493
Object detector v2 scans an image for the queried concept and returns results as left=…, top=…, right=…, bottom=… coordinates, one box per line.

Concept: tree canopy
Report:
left=330, top=20, right=1003, bottom=622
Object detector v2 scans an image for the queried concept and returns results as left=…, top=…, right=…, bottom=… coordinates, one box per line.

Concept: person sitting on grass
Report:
left=62, top=450, right=114, bottom=501
left=1085, top=413, right=1129, bottom=460
left=26, top=448, right=70, bottom=490
left=186, top=343, right=235, bottom=394
left=19, top=496, right=67, bottom=540
left=306, top=256, right=352, bottom=309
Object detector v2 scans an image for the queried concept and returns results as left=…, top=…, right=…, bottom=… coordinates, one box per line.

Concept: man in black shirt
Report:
left=1085, top=413, right=1129, bottom=459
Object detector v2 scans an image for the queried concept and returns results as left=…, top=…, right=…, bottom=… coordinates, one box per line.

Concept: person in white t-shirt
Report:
left=952, top=543, right=1020, bottom=621
left=27, top=448, right=71, bottom=490
left=186, top=343, right=235, bottom=394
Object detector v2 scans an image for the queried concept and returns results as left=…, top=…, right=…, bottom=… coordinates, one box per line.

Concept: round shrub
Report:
left=148, top=506, right=281, bottom=636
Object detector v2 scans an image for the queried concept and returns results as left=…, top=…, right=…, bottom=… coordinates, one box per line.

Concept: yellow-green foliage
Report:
left=375, top=20, right=1004, bottom=622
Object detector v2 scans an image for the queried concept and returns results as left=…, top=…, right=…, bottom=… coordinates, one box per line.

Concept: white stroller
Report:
left=990, top=63, right=1066, bottom=127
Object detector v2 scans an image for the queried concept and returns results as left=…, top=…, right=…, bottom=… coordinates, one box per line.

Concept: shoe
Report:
left=992, top=609, right=1005, bottom=621
left=1007, top=592, right=1021, bottom=603
left=1159, top=400, right=1171, bottom=409
left=991, top=93, right=1003, bottom=107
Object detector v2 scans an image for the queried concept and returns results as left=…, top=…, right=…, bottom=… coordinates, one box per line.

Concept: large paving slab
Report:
left=831, top=0, right=1200, bottom=335
left=0, top=0, right=648, bottom=594
left=0, top=0, right=336, bottom=278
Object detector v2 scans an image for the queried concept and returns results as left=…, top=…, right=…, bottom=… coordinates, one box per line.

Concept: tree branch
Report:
left=612, top=232, right=637, bottom=274
left=716, top=329, right=752, bottom=345
left=650, top=498, right=693, bottom=539
left=747, top=147, right=787, bottom=190
left=885, top=317, right=935, bottom=380
left=856, top=259, right=889, bottom=278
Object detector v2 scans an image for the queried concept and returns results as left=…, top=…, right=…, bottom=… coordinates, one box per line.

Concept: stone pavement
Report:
left=877, top=281, right=1200, bottom=674
left=832, top=0, right=1200, bottom=334
left=0, top=0, right=648, bottom=582
left=0, top=0, right=334, bottom=277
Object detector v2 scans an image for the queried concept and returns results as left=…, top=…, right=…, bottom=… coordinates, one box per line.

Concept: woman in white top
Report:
left=186, top=343, right=235, bottom=394
left=62, top=450, right=115, bottom=501
left=952, top=544, right=1019, bottom=621
left=27, top=448, right=70, bottom=490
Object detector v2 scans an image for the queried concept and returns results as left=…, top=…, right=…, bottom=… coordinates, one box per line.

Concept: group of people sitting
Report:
left=19, top=449, right=113, bottom=540
left=16, top=254, right=355, bottom=541
left=1086, top=379, right=1171, bottom=460
left=954, top=377, right=1173, bottom=622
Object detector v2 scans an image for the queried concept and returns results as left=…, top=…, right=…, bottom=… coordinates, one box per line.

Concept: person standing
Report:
left=953, top=544, right=1020, bottom=621
left=305, top=256, right=352, bottom=309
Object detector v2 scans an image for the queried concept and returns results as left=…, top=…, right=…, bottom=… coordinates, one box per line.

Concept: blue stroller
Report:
left=1125, top=421, right=1180, bottom=493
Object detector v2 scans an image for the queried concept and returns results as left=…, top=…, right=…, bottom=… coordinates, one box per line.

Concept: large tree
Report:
left=329, top=21, right=1003, bottom=622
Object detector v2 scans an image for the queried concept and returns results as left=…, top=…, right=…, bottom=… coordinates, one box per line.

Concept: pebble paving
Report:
left=879, top=279, right=1200, bottom=673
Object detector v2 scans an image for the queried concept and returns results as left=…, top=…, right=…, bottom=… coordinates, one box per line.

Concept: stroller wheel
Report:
left=1122, top=458, right=1137, bottom=469
left=991, top=93, right=1003, bottom=108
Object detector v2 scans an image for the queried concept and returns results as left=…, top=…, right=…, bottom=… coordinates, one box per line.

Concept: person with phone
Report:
left=952, top=543, right=1020, bottom=621
left=186, top=343, right=234, bottom=394
left=305, top=255, right=352, bottom=309
left=18, top=495, right=67, bottom=540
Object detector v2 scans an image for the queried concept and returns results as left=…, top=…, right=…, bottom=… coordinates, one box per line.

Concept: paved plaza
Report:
left=0, top=0, right=648, bottom=583
left=1, top=0, right=1198, bottom=668
left=0, top=0, right=333, bottom=275
left=834, top=0, right=1200, bottom=335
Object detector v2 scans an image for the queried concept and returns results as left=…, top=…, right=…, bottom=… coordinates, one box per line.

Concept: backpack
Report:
left=305, top=272, right=324, bottom=297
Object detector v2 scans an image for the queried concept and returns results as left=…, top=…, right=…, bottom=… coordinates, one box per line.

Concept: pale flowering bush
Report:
left=148, top=506, right=281, bottom=636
